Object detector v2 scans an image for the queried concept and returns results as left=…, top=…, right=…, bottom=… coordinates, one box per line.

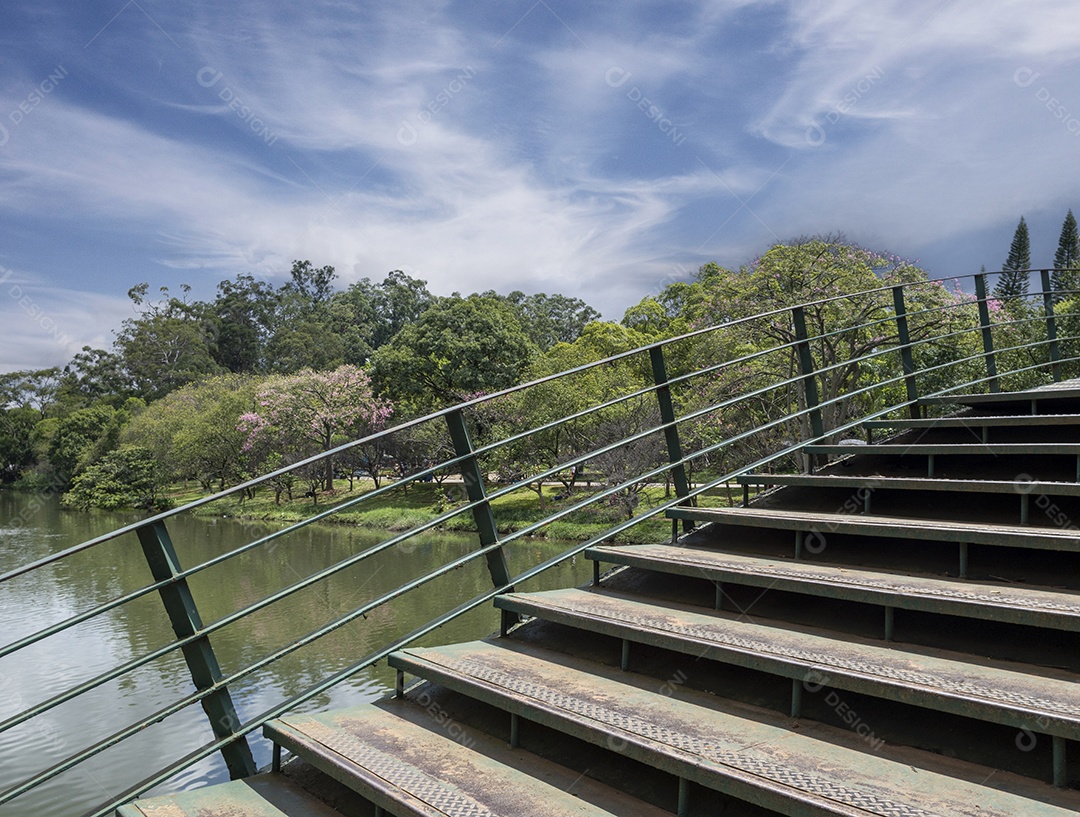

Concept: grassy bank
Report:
left=168, top=478, right=738, bottom=545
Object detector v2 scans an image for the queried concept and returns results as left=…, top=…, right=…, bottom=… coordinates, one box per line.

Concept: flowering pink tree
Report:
left=239, top=365, right=392, bottom=492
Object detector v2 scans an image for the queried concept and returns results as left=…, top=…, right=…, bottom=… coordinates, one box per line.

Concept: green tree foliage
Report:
left=59, top=347, right=131, bottom=407
left=116, top=284, right=223, bottom=400
left=209, top=274, right=277, bottom=373
left=1052, top=209, right=1080, bottom=299
left=37, top=403, right=118, bottom=489
left=368, top=270, right=436, bottom=349
left=994, top=216, right=1031, bottom=303
left=0, top=406, right=38, bottom=483
left=639, top=240, right=972, bottom=458
left=264, top=260, right=347, bottom=372
left=239, top=365, right=393, bottom=492
left=498, top=291, right=600, bottom=350
left=486, top=320, right=657, bottom=508
left=122, top=374, right=258, bottom=491
left=370, top=295, right=537, bottom=408
left=63, top=446, right=164, bottom=510
left=0, top=368, right=62, bottom=415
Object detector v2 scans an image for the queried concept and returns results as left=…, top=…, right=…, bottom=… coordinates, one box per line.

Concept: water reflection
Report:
left=0, top=492, right=591, bottom=817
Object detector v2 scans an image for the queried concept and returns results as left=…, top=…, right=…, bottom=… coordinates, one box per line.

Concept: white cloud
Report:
left=4, top=0, right=1080, bottom=373
left=0, top=268, right=131, bottom=371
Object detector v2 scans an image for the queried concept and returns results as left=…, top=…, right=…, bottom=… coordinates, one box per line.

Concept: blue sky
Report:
left=2, top=1, right=1080, bottom=372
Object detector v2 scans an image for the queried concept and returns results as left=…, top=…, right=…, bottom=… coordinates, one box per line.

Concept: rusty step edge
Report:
left=863, top=414, right=1080, bottom=430
left=666, top=506, right=1080, bottom=551
left=390, top=641, right=1080, bottom=817
left=494, top=587, right=1080, bottom=741
left=735, top=474, right=1080, bottom=496
left=803, top=443, right=1080, bottom=455
left=115, top=776, right=344, bottom=817
left=583, top=544, right=1080, bottom=633
left=264, top=700, right=672, bottom=817
left=920, top=387, right=1080, bottom=408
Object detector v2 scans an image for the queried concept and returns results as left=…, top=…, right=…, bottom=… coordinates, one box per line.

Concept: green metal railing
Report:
left=3, top=269, right=1079, bottom=817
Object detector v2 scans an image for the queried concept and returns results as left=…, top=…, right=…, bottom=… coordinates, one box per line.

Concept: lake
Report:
left=0, top=490, right=591, bottom=817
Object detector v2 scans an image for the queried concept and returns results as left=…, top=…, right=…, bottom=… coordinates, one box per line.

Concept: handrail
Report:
left=4, top=266, right=1080, bottom=817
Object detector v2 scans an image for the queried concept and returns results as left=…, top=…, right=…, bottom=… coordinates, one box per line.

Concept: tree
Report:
left=370, top=270, right=436, bottom=349
left=36, top=403, right=118, bottom=489
left=239, top=365, right=393, bottom=492
left=115, top=284, right=222, bottom=400
left=486, top=321, right=657, bottom=508
left=370, top=295, right=537, bottom=408
left=1052, top=210, right=1080, bottom=299
left=0, top=368, right=62, bottom=415
left=63, top=446, right=165, bottom=511
left=58, top=347, right=131, bottom=407
left=122, top=374, right=259, bottom=491
left=209, top=274, right=277, bottom=373
left=995, top=216, right=1031, bottom=303
left=500, top=291, right=601, bottom=350
left=265, top=261, right=345, bottom=372
left=0, top=406, right=38, bottom=483
left=669, top=238, right=960, bottom=437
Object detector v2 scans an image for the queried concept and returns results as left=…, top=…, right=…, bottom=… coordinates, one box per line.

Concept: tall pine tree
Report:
left=994, top=216, right=1031, bottom=303
left=1052, top=209, right=1080, bottom=299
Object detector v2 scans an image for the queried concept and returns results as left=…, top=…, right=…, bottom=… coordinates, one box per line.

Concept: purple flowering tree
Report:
left=239, top=365, right=392, bottom=493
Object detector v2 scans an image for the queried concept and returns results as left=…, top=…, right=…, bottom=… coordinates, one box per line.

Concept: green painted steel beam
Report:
left=973, top=272, right=1000, bottom=393
left=584, top=543, right=1080, bottom=632
left=791, top=305, right=825, bottom=443
left=650, top=345, right=694, bottom=533
left=136, top=521, right=257, bottom=780
left=445, top=408, right=514, bottom=595
left=891, top=285, right=921, bottom=419
left=1042, top=269, right=1063, bottom=383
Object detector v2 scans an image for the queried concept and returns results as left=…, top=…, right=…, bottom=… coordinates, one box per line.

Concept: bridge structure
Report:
left=5, top=269, right=1080, bottom=816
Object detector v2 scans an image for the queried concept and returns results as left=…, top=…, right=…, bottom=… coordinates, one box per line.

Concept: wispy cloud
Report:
left=2, top=0, right=1080, bottom=371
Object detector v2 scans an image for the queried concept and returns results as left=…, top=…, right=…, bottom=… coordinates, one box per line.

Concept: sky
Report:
left=2, top=1, right=1080, bottom=373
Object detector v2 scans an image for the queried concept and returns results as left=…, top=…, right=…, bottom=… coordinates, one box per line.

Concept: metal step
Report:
left=803, top=442, right=1080, bottom=455
left=495, top=587, right=1080, bottom=750
left=733, top=473, right=1080, bottom=523
left=801, top=441, right=1080, bottom=479
left=863, top=413, right=1080, bottom=431
left=668, top=506, right=1080, bottom=553
left=919, top=386, right=1080, bottom=412
left=116, top=776, right=344, bottom=817
left=390, top=640, right=1080, bottom=817
left=584, top=544, right=1080, bottom=632
left=264, top=698, right=670, bottom=817
left=737, top=473, right=1080, bottom=495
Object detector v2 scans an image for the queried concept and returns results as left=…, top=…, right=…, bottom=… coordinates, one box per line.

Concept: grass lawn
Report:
left=167, top=476, right=742, bottom=545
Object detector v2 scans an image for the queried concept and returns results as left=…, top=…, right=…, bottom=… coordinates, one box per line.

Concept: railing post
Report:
left=649, top=345, right=694, bottom=534
left=891, top=285, right=921, bottom=419
left=136, top=521, right=256, bottom=779
left=1041, top=269, right=1062, bottom=382
left=792, top=306, right=825, bottom=440
left=445, top=409, right=517, bottom=606
left=974, top=272, right=1000, bottom=393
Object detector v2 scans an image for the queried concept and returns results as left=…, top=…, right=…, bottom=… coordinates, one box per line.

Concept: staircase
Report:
left=117, top=385, right=1080, bottom=817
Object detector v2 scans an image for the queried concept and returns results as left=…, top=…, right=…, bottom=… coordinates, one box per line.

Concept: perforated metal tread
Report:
left=735, top=473, right=1080, bottom=496
left=266, top=700, right=671, bottom=817
left=667, top=506, right=1080, bottom=550
left=391, top=640, right=1080, bottom=817
left=920, top=386, right=1080, bottom=407
left=116, top=777, right=343, bottom=817
left=584, top=544, right=1080, bottom=630
left=803, top=443, right=1080, bottom=455
left=496, top=587, right=1080, bottom=737
left=862, top=413, right=1080, bottom=429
